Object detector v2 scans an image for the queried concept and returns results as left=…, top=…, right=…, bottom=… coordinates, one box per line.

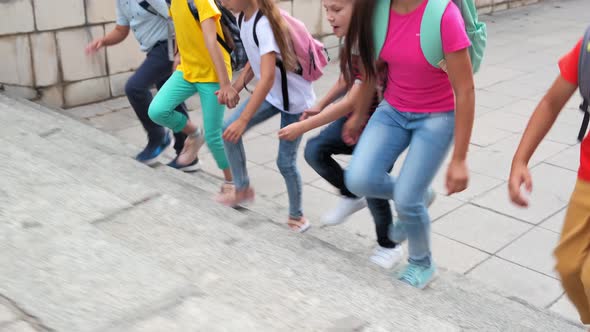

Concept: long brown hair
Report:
left=257, top=0, right=298, bottom=72
left=340, top=0, right=378, bottom=87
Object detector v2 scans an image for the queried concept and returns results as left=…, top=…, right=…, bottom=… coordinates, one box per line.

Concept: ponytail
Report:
left=257, top=0, right=298, bottom=72
left=340, top=0, right=378, bottom=87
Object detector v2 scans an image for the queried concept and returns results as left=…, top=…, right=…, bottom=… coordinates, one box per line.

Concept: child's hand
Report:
left=85, top=38, right=104, bottom=55
left=215, top=89, right=227, bottom=105
left=508, top=162, right=533, bottom=207
left=300, top=105, right=322, bottom=121
left=217, top=85, right=240, bottom=108
left=446, top=159, right=469, bottom=195
left=342, top=114, right=363, bottom=146
left=278, top=122, right=305, bottom=141
left=223, top=118, right=247, bottom=143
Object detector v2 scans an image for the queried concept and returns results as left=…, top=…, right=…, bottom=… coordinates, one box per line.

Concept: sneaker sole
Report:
left=178, top=162, right=201, bottom=173
left=417, top=271, right=437, bottom=290
left=178, top=135, right=205, bottom=165
left=137, top=133, right=172, bottom=166
left=396, top=269, right=437, bottom=290
left=138, top=156, right=160, bottom=166
left=370, top=257, right=401, bottom=270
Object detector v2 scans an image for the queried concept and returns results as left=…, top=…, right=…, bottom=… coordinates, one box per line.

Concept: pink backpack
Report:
left=239, top=10, right=329, bottom=111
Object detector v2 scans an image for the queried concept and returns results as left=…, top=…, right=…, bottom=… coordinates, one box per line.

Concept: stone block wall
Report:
left=0, top=0, right=143, bottom=108
left=0, top=0, right=541, bottom=108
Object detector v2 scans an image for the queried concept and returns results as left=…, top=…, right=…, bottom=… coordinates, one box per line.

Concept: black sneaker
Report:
left=136, top=131, right=171, bottom=165
left=167, top=156, right=201, bottom=172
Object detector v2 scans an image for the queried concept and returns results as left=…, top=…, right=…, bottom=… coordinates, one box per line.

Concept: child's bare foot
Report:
left=216, top=186, right=255, bottom=208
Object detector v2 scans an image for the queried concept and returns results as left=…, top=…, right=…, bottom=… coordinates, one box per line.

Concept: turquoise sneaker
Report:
left=397, top=263, right=436, bottom=289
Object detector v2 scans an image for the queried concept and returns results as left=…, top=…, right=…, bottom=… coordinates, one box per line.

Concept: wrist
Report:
left=236, top=117, right=249, bottom=126
left=450, top=155, right=467, bottom=164
left=231, top=83, right=242, bottom=94
left=511, top=158, right=528, bottom=169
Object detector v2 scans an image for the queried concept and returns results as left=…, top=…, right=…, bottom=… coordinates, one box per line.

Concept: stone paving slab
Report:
left=497, top=227, right=560, bottom=278
left=433, top=204, right=532, bottom=253
left=1, top=321, right=37, bottom=332
left=474, top=163, right=577, bottom=224
left=0, top=224, right=191, bottom=332
left=468, top=257, right=563, bottom=308
left=0, top=303, right=17, bottom=326
left=551, top=294, right=583, bottom=324
left=541, top=208, right=568, bottom=233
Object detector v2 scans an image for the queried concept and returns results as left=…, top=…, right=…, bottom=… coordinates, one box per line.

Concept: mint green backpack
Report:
left=373, top=0, right=487, bottom=73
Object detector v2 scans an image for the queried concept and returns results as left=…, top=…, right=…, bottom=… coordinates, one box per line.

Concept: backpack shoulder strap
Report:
left=187, top=1, right=234, bottom=54
left=139, top=0, right=170, bottom=17
left=252, top=10, right=264, bottom=48
left=579, top=27, right=590, bottom=101
left=187, top=0, right=200, bottom=21
left=216, top=1, right=237, bottom=25
left=420, top=0, right=451, bottom=69
left=578, top=27, right=590, bottom=142
left=372, top=0, right=392, bottom=59
left=238, top=12, right=245, bottom=28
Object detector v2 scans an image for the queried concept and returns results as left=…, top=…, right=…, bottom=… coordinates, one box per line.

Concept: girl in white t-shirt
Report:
left=216, top=0, right=316, bottom=233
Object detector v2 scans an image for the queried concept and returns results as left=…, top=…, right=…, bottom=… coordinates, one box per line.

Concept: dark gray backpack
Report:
left=139, top=0, right=247, bottom=72
left=578, top=27, right=590, bottom=142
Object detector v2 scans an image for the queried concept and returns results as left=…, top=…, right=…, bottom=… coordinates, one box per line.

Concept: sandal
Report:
left=288, top=217, right=311, bottom=233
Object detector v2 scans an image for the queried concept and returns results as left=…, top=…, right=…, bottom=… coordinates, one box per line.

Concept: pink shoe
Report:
left=220, top=182, right=235, bottom=195
left=288, top=217, right=311, bottom=233
left=216, top=186, right=255, bottom=208
left=177, top=128, right=205, bottom=166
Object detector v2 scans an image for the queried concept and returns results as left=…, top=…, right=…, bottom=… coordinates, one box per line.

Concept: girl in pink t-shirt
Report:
left=343, top=0, right=475, bottom=289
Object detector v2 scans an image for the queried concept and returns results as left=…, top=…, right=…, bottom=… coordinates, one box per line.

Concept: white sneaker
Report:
left=321, top=197, right=367, bottom=226
left=370, top=246, right=404, bottom=269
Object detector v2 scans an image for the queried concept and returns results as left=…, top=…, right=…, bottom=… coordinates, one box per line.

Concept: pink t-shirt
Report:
left=380, top=0, right=471, bottom=113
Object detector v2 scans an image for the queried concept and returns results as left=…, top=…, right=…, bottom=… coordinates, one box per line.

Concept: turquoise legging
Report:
left=149, top=71, right=229, bottom=170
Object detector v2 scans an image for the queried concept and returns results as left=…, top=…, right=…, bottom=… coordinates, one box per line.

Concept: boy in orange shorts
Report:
left=509, top=32, right=590, bottom=325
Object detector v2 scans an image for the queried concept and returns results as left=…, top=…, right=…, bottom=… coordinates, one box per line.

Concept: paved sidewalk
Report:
left=65, top=0, right=588, bottom=323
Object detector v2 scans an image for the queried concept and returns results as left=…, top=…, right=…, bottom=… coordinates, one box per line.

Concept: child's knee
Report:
left=148, top=102, right=167, bottom=125
left=276, top=155, right=297, bottom=175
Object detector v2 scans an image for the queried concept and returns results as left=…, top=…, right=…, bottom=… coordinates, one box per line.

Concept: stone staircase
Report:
left=0, top=93, right=583, bottom=331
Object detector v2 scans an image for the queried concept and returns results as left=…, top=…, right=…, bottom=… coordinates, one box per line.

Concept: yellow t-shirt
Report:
left=170, top=0, right=232, bottom=83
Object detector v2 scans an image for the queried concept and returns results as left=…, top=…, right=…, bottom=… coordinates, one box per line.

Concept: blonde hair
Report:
left=257, top=0, right=298, bottom=72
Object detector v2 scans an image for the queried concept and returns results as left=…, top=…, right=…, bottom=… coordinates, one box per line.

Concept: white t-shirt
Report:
left=240, top=12, right=316, bottom=114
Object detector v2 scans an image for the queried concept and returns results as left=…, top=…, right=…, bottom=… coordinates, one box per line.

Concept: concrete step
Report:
left=0, top=93, right=584, bottom=331
left=99, top=193, right=582, bottom=331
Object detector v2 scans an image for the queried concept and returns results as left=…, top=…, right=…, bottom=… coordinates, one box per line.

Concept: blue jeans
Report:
left=125, top=41, right=188, bottom=154
left=345, top=101, right=455, bottom=267
left=223, top=99, right=303, bottom=218
left=304, top=117, right=396, bottom=248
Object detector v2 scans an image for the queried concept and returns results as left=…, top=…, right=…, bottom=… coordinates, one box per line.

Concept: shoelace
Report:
left=399, top=264, right=422, bottom=285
